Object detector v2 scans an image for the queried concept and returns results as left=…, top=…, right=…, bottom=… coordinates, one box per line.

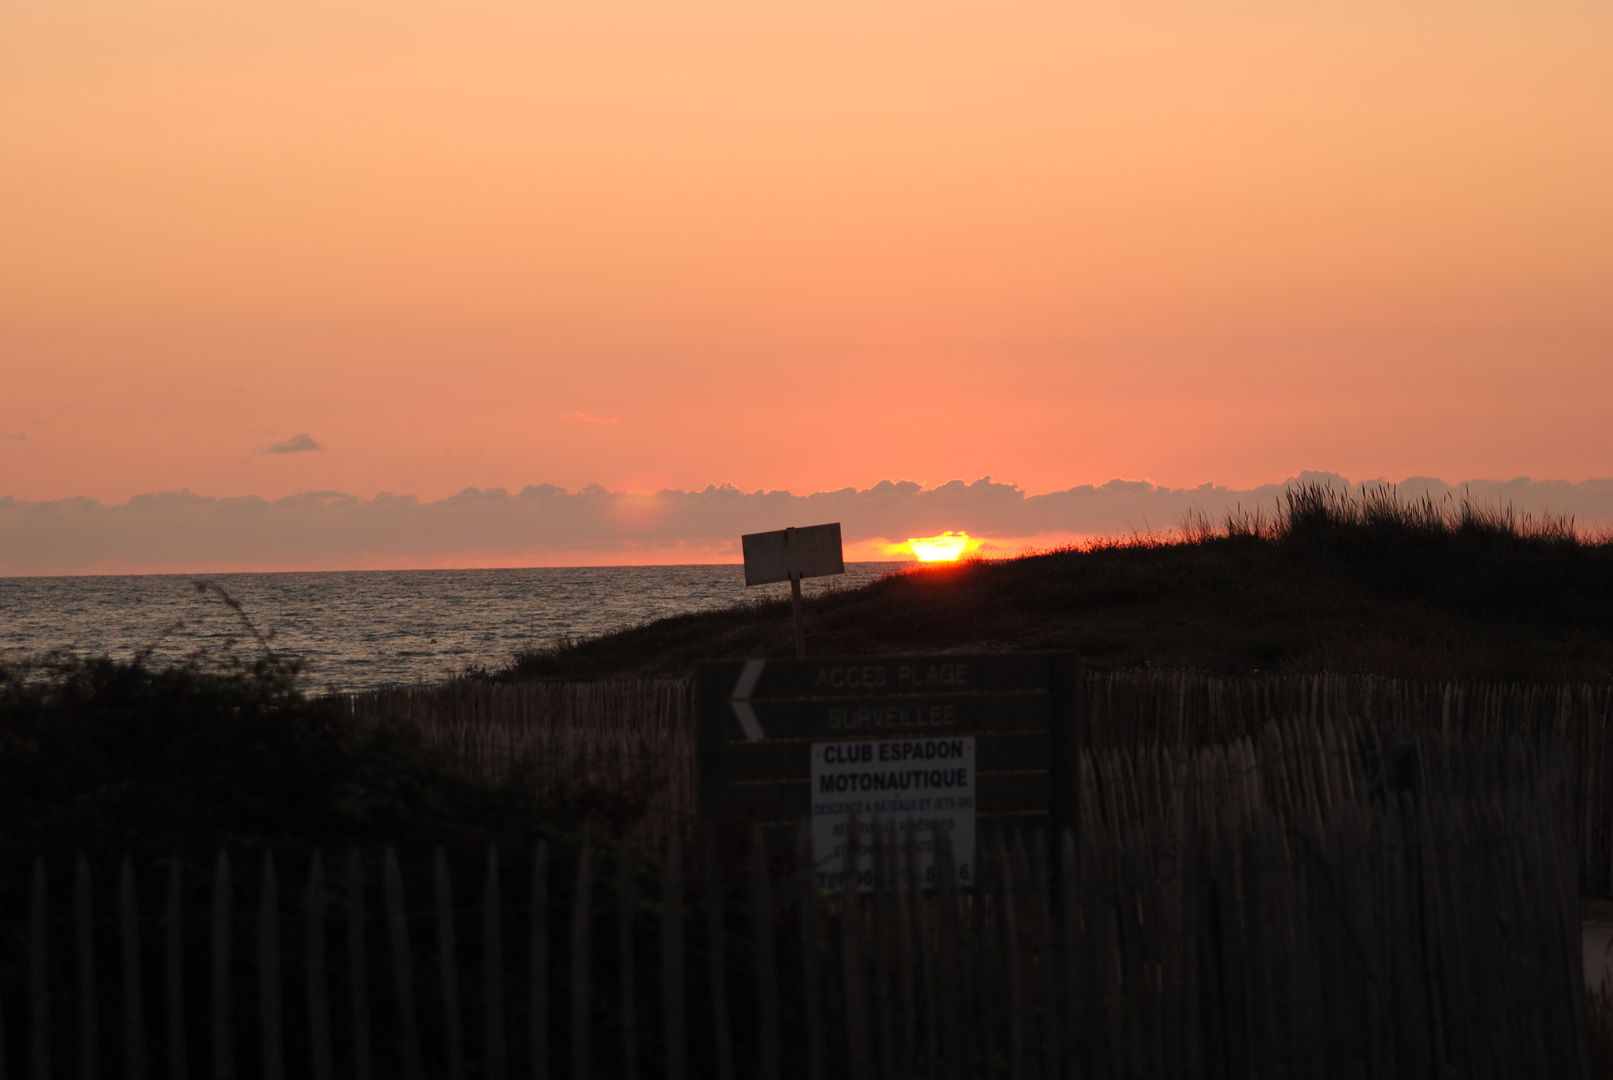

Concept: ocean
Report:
left=0, top=564, right=904, bottom=692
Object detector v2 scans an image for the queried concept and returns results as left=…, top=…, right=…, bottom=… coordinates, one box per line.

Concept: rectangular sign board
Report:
left=696, top=652, right=1079, bottom=891
left=742, top=522, right=845, bottom=586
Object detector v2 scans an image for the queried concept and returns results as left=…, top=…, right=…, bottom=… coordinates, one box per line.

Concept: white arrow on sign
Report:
left=730, top=659, right=767, bottom=741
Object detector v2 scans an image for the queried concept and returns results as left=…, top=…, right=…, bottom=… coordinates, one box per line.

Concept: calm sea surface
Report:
left=0, top=564, right=903, bottom=692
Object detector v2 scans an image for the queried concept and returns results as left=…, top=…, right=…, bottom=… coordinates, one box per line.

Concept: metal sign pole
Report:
left=785, top=526, right=807, bottom=658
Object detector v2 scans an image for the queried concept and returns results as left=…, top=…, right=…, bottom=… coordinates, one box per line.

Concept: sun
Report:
left=907, top=532, right=970, bottom=562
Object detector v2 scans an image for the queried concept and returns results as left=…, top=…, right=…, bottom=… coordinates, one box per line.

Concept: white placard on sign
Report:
left=810, top=735, right=976, bottom=891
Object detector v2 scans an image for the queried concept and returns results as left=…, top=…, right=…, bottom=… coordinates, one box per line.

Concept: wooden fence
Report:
left=2, top=717, right=1587, bottom=1079
left=341, top=670, right=1613, bottom=888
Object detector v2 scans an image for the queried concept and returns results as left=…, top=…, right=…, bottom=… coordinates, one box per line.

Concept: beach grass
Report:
left=498, top=481, right=1613, bottom=684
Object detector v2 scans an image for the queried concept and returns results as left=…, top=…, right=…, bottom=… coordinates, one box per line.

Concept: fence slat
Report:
left=305, top=853, right=333, bottom=1080
left=0, top=902, right=6, bottom=1080
left=997, top=833, right=1025, bottom=1080
left=973, top=833, right=996, bottom=1080
left=1026, top=833, right=1058, bottom=1080
left=75, top=855, right=97, bottom=1080
left=31, top=857, right=50, bottom=1080
left=933, top=827, right=962, bottom=1080
left=258, top=854, right=284, bottom=1080
left=617, top=848, right=638, bottom=1080
left=888, top=824, right=915, bottom=1080
left=795, top=821, right=825, bottom=1080
left=841, top=813, right=873, bottom=1080
left=571, top=835, right=594, bottom=1080
left=482, top=847, right=507, bottom=1080
left=871, top=825, right=895, bottom=1080
left=211, top=851, right=233, bottom=1080
left=434, top=848, right=466, bottom=1080
left=904, top=828, right=937, bottom=1080
left=702, top=828, right=735, bottom=1080
left=381, top=848, right=422, bottom=1080
left=532, top=842, right=550, bottom=1080
left=120, top=856, right=147, bottom=1080
left=661, top=835, right=686, bottom=1080
left=165, top=856, right=187, bottom=1080
left=345, top=851, right=371, bottom=1080
left=749, top=826, right=780, bottom=1080
left=1060, top=831, right=1080, bottom=1080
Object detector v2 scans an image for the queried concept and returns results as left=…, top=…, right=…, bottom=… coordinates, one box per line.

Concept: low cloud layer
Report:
left=3, top=473, right=1611, bottom=576
left=263, top=433, right=324, bottom=454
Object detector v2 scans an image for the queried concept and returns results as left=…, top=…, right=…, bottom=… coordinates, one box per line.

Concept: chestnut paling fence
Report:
left=2, top=715, right=1589, bottom=1079
left=342, top=670, right=1613, bottom=887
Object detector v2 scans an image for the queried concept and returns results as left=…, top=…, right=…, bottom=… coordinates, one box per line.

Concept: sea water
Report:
left=0, top=564, right=903, bottom=692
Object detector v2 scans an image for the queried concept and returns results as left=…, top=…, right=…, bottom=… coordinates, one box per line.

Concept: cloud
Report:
left=262, top=433, right=324, bottom=454
left=559, top=411, right=620, bottom=425
left=3, top=473, right=1612, bottom=575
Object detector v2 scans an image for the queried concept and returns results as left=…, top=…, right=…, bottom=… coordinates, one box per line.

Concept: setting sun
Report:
left=907, top=532, right=970, bottom=562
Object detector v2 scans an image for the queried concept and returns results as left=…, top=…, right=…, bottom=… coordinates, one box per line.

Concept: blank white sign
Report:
left=742, top=522, right=845, bottom=586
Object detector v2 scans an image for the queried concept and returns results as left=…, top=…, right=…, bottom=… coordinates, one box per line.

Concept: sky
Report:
left=2, top=1, right=1611, bottom=573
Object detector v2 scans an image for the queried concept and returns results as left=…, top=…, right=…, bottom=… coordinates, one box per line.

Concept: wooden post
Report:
left=571, top=836, right=594, bottom=1080
left=434, top=848, right=466, bottom=1080
left=749, top=826, right=780, bottom=1080
left=346, top=851, right=371, bottom=1080
left=702, top=828, right=735, bottom=1080
left=211, top=851, right=233, bottom=1080
left=796, top=821, right=825, bottom=1080
left=75, top=854, right=98, bottom=1080
left=305, top=853, right=333, bottom=1080
left=617, top=849, right=638, bottom=1080
left=660, top=835, right=686, bottom=1080
left=119, top=856, right=148, bottom=1080
left=483, top=846, right=507, bottom=1080
left=31, top=857, right=50, bottom=1080
left=165, top=856, right=188, bottom=1080
left=381, top=848, right=422, bottom=1080
left=531, top=842, right=550, bottom=1080
left=258, top=853, right=284, bottom=1080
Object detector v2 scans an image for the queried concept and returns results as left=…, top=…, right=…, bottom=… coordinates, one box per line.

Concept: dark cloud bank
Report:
left=3, top=473, right=1611, bottom=575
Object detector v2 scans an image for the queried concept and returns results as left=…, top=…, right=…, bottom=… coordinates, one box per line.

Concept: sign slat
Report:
left=712, top=654, right=1053, bottom=701
left=724, top=771, right=1053, bottom=822
left=726, top=732, right=1057, bottom=784
left=725, top=694, right=1051, bottom=743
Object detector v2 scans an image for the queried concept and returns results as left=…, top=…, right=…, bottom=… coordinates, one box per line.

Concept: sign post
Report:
left=741, top=522, right=845, bottom=658
left=696, top=652, right=1081, bottom=889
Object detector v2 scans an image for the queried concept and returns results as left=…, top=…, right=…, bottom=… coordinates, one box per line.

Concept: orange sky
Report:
left=3, top=0, right=1611, bottom=511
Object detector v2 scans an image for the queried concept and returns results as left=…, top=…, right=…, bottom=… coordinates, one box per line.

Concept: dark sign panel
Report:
left=697, top=652, right=1080, bottom=889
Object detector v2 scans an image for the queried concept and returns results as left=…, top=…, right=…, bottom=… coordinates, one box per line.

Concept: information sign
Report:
left=810, top=735, right=977, bottom=891
left=696, top=652, right=1080, bottom=890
